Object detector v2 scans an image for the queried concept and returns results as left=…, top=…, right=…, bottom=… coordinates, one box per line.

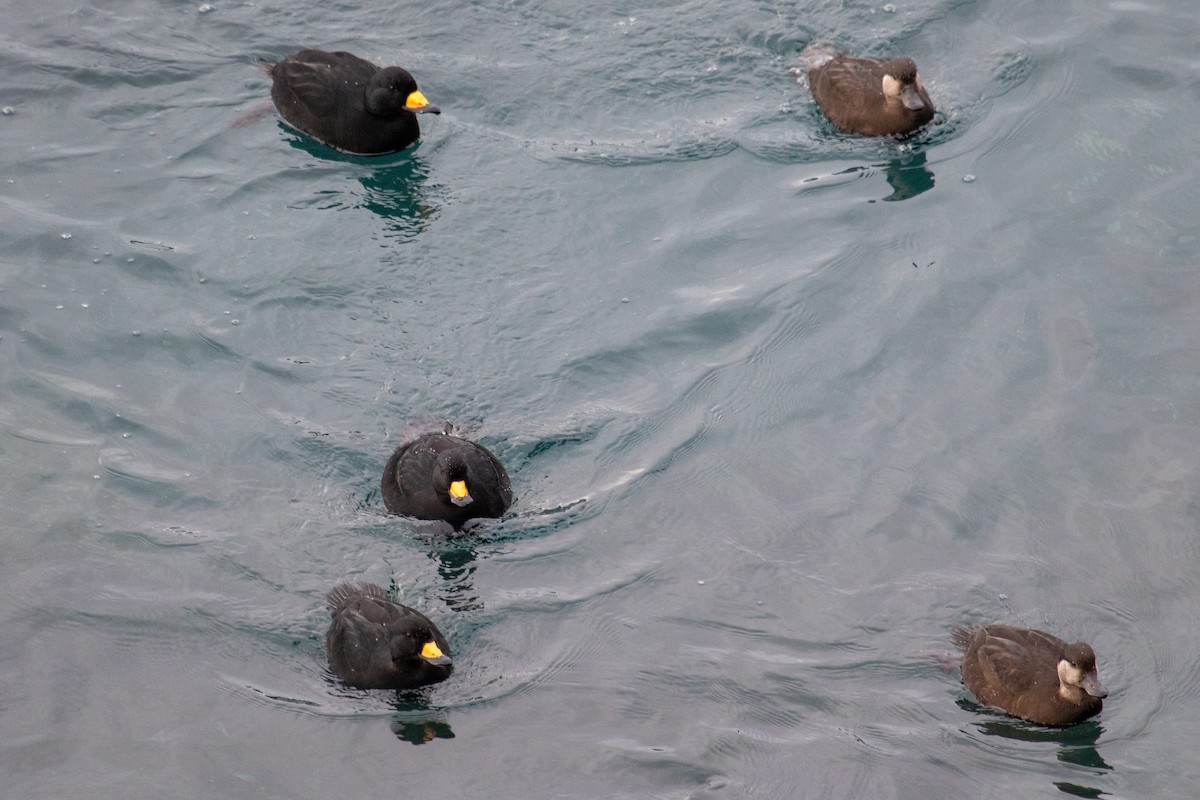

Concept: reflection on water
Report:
left=802, top=149, right=936, bottom=202
left=429, top=540, right=483, bottom=613
left=389, top=694, right=456, bottom=746
left=963, top=700, right=1112, bottom=796
left=281, top=130, right=439, bottom=241
left=881, top=150, right=935, bottom=202
left=358, top=158, right=439, bottom=241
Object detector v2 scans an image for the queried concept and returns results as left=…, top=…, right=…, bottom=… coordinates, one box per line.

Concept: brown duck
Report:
left=951, top=624, right=1108, bottom=726
left=802, top=45, right=934, bottom=136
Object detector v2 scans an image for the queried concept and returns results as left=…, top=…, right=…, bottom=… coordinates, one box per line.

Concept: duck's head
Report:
left=392, top=626, right=453, bottom=670
left=880, top=58, right=928, bottom=112
left=1057, top=641, right=1108, bottom=699
left=367, top=66, right=441, bottom=117
left=437, top=451, right=475, bottom=507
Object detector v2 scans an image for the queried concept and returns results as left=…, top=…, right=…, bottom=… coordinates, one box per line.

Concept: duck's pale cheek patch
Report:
left=882, top=74, right=902, bottom=97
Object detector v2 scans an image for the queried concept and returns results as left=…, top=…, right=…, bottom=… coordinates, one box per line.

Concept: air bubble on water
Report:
left=61, top=233, right=71, bottom=239
left=962, top=174, right=976, bottom=183
left=198, top=3, right=214, bottom=12
left=132, top=330, right=141, bottom=336
left=122, top=433, right=131, bottom=439
left=883, top=3, right=896, bottom=11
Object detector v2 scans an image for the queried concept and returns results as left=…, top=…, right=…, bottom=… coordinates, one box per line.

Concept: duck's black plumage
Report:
left=325, top=583, right=453, bottom=690
left=381, top=424, right=513, bottom=528
left=951, top=624, right=1108, bottom=726
left=802, top=45, right=934, bottom=136
left=265, top=49, right=439, bottom=154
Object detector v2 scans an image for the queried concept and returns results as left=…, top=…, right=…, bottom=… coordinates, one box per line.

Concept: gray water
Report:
left=3, top=0, right=1199, bottom=797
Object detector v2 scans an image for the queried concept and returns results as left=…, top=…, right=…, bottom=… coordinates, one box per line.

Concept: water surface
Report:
left=2, top=0, right=1199, bottom=797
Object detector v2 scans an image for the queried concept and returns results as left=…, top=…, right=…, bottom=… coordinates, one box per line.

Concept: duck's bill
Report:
left=1081, top=673, right=1108, bottom=698
left=449, top=480, right=472, bottom=506
left=405, top=90, right=441, bottom=114
left=900, top=86, right=926, bottom=111
left=420, top=641, right=452, bottom=667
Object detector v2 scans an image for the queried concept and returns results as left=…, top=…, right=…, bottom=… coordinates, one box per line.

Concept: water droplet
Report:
left=122, top=433, right=131, bottom=439
left=1, top=106, right=14, bottom=115
left=230, top=319, right=239, bottom=325
left=247, top=234, right=256, bottom=240
left=883, top=3, right=896, bottom=11
left=132, top=330, right=141, bottom=336
left=55, top=304, right=64, bottom=310
left=198, top=3, right=214, bottom=12
left=962, top=174, right=976, bottom=183
left=621, top=297, right=629, bottom=303
left=697, top=580, right=705, bottom=585
left=93, top=474, right=100, bottom=480
left=61, top=232, right=72, bottom=239
left=80, top=303, right=88, bottom=308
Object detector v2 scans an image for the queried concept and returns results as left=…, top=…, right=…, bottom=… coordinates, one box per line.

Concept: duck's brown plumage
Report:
left=803, top=48, right=934, bottom=136
left=265, top=49, right=439, bottom=154
left=952, top=624, right=1107, bottom=726
left=325, top=583, right=453, bottom=690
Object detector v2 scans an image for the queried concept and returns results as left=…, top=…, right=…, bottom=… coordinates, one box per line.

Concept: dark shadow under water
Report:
left=960, top=698, right=1112, bottom=797
left=281, top=127, right=439, bottom=241
left=389, top=692, right=456, bottom=746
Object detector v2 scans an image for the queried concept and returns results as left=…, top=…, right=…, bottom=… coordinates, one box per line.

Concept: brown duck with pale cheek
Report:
left=802, top=45, right=934, bottom=136
left=951, top=624, right=1108, bottom=726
